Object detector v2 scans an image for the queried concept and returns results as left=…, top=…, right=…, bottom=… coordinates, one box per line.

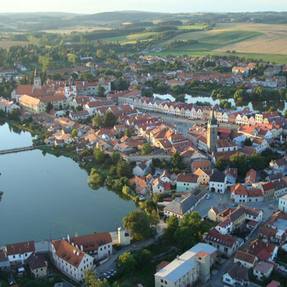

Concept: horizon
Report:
left=0, top=0, right=286, bottom=14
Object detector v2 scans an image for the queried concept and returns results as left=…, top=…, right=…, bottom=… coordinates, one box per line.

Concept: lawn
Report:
left=177, top=24, right=208, bottom=31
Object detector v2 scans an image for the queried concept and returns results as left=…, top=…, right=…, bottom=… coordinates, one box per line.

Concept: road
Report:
left=95, top=238, right=155, bottom=275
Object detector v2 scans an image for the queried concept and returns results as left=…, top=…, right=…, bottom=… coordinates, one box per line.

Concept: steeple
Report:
left=207, top=108, right=218, bottom=153
left=33, top=68, right=42, bottom=89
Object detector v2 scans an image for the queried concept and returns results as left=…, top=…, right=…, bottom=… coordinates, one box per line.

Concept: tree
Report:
left=46, top=102, right=53, bottom=113
left=164, top=216, right=179, bottom=244
left=123, top=210, right=153, bottom=240
left=244, top=138, right=253, bottom=146
left=103, top=111, right=117, bottom=128
left=116, top=160, right=132, bottom=178
left=111, top=151, right=120, bottom=164
left=141, top=143, right=152, bottom=155
left=71, top=128, right=78, bottom=138
left=171, top=152, right=184, bottom=173
left=67, top=53, right=77, bottom=65
left=92, top=114, right=103, bottom=128
left=97, top=85, right=106, bottom=97
left=38, top=55, right=51, bottom=72
left=88, top=168, right=104, bottom=188
left=93, top=148, right=105, bottom=164
left=117, top=252, right=136, bottom=274
left=85, top=270, right=109, bottom=287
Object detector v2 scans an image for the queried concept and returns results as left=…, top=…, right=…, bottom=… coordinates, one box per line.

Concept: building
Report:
left=176, top=173, right=199, bottom=192
left=0, top=249, right=10, bottom=270
left=70, top=233, right=112, bottom=260
left=154, top=243, right=217, bottom=287
left=0, top=97, right=19, bottom=114
left=223, top=263, right=249, bottom=286
left=204, top=229, right=240, bottom=257
left=253, top=261, right=274, bottom=281
left=19, top=95, right=45, bottom=113
left=50, top=240, right=94, bottom=282
left=6, top=241, right=35, bottom=265
left=207, top=110, right=218, bottom=153
left=209, top=170, right=226, bottom=193
left=234, top=250, right=257, bottom=269
left=28, top=254, right=48, bottom=278
left=164, top=194, right=201, bottom=218
left=279, top=194, right=287, bottom=213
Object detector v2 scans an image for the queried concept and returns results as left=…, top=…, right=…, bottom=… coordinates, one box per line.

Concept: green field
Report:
left=177, top=23, right=209, bottom=31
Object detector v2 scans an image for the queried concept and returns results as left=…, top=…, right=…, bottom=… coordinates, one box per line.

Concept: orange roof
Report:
left=52, top=240, right=85, bottom=268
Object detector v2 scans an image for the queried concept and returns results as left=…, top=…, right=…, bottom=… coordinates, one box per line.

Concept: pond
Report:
left=0, top=123, right=135, bottom=245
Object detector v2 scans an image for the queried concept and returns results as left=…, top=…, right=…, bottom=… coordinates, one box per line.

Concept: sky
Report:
left=0, top=0, right=286, bottom=14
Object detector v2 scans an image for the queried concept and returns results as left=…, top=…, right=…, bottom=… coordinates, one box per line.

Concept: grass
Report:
left=177, top=24, right=208, bottom=31
left=103, top=31, right=159, bottom=44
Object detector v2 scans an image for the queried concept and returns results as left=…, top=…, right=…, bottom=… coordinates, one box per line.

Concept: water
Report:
left=0, top=123, right=135, bottom=245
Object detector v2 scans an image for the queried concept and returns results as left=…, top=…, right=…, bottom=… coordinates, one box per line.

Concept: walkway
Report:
left=0, top=145, right=44, bottom=155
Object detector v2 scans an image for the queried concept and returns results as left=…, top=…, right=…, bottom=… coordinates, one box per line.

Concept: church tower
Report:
left=207, top=109, right=218, bottom=153
left=33, top=69, right=42, bottom=89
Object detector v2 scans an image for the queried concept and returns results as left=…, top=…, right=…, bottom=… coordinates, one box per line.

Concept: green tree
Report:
left=67, top=53, right=78, bottom=65
left=97, top=85, right=106, bottom=97
left=171, top=152, right=184, bottom=173
left=46, top=102, right=53, bottom=113
left=94, top=148, right=105, bottom=164
left=116, top=160, right=132, bottom=178
left=141, top=143, right=152, bottom=155
left=88, top=168, right=104, bottom=188
left=85, top=270, right=109, bottom=287
left=117, top=252, right=136, bottom=274
left=164, top=216, right=179, bottom=244
left=123, top=210, right=153, bottom=240
left=71, top=128, right=78, bottom=138
left=103, top=111, right=117, bottom=128
left=92, top=114, right=103, bottom=128
left=38, top=55, right=51, bottom=72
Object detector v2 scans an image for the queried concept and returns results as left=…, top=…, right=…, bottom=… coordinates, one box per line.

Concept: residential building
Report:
left=223, top=263, right=249, bottom=286
left=279, top=194, right=287, bottom=212
left=154, top=243, right=217, bottom=287
left=234, top=250, right=257, bottom=269
left=50, top=240, right=94, bottom=282
left=176, top=173, right=199, bottom=192
left=6, top=241, right=35, bottom=265
left=28, top=255, right=48, bottom=278
left=209, top=170, right=226, bottom=193
left=70, top=233, right=112, bottom=260
left=253, top=261, right=274, bottom=281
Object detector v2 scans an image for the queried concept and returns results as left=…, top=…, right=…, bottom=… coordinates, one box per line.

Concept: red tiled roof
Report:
left=6, top=241, right=35, bottom=256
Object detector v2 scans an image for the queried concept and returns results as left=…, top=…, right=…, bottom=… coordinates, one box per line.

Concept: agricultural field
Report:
left=155, top=23, right=287, bottom=63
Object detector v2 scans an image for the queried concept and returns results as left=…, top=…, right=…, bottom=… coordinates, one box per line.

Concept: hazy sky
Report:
left=0, top=0, right=286, bottom=14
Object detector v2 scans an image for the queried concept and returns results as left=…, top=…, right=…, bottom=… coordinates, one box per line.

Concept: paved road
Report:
left=95, top=238, right=157, bottom=275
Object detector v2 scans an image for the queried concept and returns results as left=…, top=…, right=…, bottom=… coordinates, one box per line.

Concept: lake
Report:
left=0, top=123, right=135, bottom=245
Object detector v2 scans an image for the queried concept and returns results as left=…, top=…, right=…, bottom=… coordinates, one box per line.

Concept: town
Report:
left=0, top=50, right=287, bottom=287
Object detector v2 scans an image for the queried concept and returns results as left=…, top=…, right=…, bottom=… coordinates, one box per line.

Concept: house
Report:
left=245, top=169, right=258, bottom=185
left=223, top=263, right=249, bottom=286
left=279, top=194, right=287, bottom=213
left=270, top=158, right=287, bottom=175
left=19, top=95, right=45, bottom=113
left=204, top=229, right=240, bottom=257
left=0, top=249, right=10, bottom=270
left=154, top=243, right=217, bottom=287
left=234, top=250, right=257, bottom=269
left=164, top=194, right=201, bottom=218
left=152, top=178, right=172, bottom=194
left=6, top=241, right=35, bottom=265
left=70, top=233, right=112, bottom=260
left=267, top=281, right=281, bottom=287
left=130, top=176, right=149, bottom=195
left=191, top=159, right=211, bottom=173
left=230, top=184, right=264, bottom=203
left=176, top=173, right=199, bottom=192
left=27, top=255, right=48, bottom=278
left=224, top=168, right=238, bottom=186
left=248, top=240, right=278, bottom=262
left=253, top=261, right=274, bottom=281
left=0, top=97, right=19, bottom=114
left=209, top=170, right=226, bottom=193
left=50, top=240, right=94, bottom=282
left=132, top=161, right=151, bottom=177
left=193, top=168, right=210, bottom=185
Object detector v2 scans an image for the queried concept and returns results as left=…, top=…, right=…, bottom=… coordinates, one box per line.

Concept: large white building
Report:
left=279, top=194, right=287, bottom=213
left=6, top=241, right=35, bottom=265
left=154, top=243, right=217, bottom=287
left=50, top=240, right=94, bottom=282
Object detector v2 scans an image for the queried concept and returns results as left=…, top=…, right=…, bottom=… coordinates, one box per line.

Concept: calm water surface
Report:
left=0, top=123, right=135, bottom=245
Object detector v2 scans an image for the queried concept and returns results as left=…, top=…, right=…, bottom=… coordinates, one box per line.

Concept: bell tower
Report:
left=33, top=69, right=42, bottom=89
left=207, top=109, right=218, bottom=153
